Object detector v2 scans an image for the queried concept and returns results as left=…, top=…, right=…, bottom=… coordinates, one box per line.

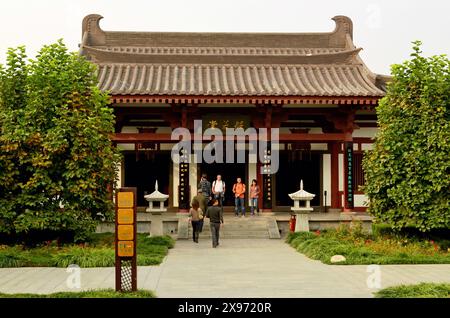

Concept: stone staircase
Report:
left=180, top=215, right=281, bottom=240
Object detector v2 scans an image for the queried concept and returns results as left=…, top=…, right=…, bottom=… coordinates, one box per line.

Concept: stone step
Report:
left=177, top=216, right=280, bottom=240
left=191, top=236, right=270, bottom=239
left=190, top=227, right=269, bottom=232
left=190, top=231, right=269, bottom=238
left=188, top=221, right=268, bottom=225
left=194, top=231, right=269, bottom=235
left=193, top=227, right=268, bottom=230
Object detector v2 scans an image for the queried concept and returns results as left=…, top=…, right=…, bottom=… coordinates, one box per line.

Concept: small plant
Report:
left=53, top=247, right=114, bottom=267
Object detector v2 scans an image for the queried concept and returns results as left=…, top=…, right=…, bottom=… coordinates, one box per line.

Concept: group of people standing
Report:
left=188, top=173, right=261, bottom=247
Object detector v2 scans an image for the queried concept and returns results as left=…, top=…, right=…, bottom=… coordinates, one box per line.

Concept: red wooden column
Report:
left=329, top=142, right=341, bottom=209
left=251, top=110, right=265, bottom=212
left=327, top=108, right=356, bottom=213
left=256, top=160, right=264, bottom=211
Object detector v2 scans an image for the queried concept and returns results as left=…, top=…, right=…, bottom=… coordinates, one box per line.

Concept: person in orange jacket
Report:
left=233, top=177, right=246, bottom=217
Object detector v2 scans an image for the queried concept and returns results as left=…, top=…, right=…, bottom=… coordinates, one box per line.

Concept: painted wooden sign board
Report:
left=118, top=241, right=134, bottom=257
left=117, top=208, right=134, bottom=224
left=118, top=225, right=134, bottom=241
left=117, top=192, right=134, bottom=208
left=115, top=188, right=137, bottom=292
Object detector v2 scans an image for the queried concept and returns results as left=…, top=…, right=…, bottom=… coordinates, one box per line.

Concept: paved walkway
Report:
left=1, top=239, right=449, bottom=297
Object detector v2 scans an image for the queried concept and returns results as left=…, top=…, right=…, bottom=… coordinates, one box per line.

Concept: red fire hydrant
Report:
left=289, top=214, right=296, bottom=232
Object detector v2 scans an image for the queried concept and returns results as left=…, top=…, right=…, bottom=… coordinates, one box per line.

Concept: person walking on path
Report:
left=192, top=189, right=208, bottom=232
left=232, top=177, right=246, bottom=217
left=205, top=199, right=224, bottom=248
left=198, top=173, right=211, bottom=203
left=188, top=199, right=203, bottom=243
left=212, top=174, right=226, bottom=208
left=250, top=179, right=260, bottom=216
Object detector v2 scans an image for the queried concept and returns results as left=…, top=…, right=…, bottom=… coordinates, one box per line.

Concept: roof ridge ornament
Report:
left=332, top=15, right=353, bottom=40
left=82, top=14, right=106, bottom=46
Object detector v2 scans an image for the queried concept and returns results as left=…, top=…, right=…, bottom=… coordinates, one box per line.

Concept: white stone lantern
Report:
left=144, top=180, right=169, bottom=214
left=144, top=180, right=169, bottom=237
left=288, top=180, right=315, bottom=232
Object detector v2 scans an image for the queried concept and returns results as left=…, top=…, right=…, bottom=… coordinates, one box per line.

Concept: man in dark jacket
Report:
left=192, top=189, right=208, bottom=232
left=198, top=174, right=211, bottom=202
left=205, top=199, right=224, bottom=248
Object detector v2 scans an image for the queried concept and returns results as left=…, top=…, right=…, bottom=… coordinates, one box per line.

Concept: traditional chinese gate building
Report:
left=80, top=14, right=389, bottom=213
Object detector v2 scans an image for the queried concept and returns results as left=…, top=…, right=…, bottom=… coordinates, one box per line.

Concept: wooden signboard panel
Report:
left=118, top=225, right=134, bottom=241
left=115, top=187, right=137, bottom=292
left=117, top=209, right=134, bottom=224
left=117, top=241, right=134, bottom=257
left=117, top=192, right=134, bottom=208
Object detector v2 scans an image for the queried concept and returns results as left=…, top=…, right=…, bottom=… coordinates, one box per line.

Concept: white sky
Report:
left=0, top=0, right=449, bottom=75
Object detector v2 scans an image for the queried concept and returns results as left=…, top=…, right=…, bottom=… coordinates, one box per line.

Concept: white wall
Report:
left=117, top=144, right=135, bottom=151
left=352, top=128, right=378, bottom=138
left=190, top=155, right=198, bottom=202
left=310, top=143, right=328, bottom=151
left=354, top=194, right=369, bottom=208
left=322, top=154, right=331, bottom=207
left=118, top=126, right=139, bottom=151
left=361, top=143, right=373, bottom=151
left=338, top=153, right=344, bottom=192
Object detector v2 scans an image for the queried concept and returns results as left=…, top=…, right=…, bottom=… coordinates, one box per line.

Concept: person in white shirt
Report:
left=212, top=174, right=226, bottom=207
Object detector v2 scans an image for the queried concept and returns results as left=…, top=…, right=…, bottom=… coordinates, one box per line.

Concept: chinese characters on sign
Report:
left=263, top=147, right=272, bottom=209
left=345, top=142, right=354, bottom=209
left=179, top=149, right=190, bottom=210
left=208, top=119, right=246, bottom=131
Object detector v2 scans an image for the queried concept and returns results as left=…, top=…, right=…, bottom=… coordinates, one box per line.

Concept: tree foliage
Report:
left=363, top=41, right=450, bottom=232
left=0, top=40, right=120, bottom=242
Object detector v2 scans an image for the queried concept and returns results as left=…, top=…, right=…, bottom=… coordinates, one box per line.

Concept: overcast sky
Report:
left=0, top=0, right=449, bottom=75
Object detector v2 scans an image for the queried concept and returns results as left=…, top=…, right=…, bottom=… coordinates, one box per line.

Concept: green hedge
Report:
left=0, top=234, right=175, bottom=268
left=0, top=289, right=155, bottom=298
left=375, top=283, right=450, bottom=298
left=286, top=226, right=450, bottom=265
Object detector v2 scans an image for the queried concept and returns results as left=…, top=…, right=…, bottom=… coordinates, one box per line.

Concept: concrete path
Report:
left=1, top=239, right=449, bottom=297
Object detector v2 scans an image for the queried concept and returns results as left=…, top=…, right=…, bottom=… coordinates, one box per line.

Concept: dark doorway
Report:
left=199, top=162, right=246, bottom=207
left=124, top=151, right=171, bottom=206
left=275, top=151, right=321, bottom=207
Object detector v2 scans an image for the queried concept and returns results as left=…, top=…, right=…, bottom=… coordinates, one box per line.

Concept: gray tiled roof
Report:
left=80, top=14, right=388, bottom=98
left=97, top=63, right=384, bottom=96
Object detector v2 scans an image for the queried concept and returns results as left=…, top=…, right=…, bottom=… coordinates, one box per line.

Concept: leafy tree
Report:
left=363, top=41, right=450, bottom=232
left=0, top=40, right=120, bottom=243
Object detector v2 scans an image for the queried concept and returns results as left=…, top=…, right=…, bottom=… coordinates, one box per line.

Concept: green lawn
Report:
left=0, top=233, right=175, bottom=268
left=0, top=289, right=155, bottom=298
left=375, top=283, right=450, bottom=298
left=286, top=224, right=450, bottom=265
